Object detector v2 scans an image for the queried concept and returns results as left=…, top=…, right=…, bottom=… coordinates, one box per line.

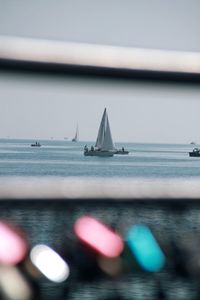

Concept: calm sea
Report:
left=0, top=139, right=199, bottom=178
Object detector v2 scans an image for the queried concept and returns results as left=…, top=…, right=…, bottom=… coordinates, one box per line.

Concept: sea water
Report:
left=0, top=139, right=200, bottom=178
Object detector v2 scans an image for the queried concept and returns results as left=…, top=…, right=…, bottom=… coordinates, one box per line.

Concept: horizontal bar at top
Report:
left=0, top=36, right=200, bottom=80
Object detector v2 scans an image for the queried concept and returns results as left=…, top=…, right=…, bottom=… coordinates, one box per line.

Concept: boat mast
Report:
left=72, top=124, right=79, bottom=142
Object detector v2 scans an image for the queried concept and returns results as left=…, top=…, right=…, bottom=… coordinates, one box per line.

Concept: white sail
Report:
left=95, top=108, right=115, bottom=151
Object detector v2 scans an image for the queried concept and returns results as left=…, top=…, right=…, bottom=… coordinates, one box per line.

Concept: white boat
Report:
left=72, top=124, right=79, bottom=142
left=84, top=108, right=116, bottom=157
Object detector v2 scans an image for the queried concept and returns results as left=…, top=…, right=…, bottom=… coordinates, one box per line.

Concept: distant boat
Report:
left=189, top=148, right=200, bottom=157
left=72, top=125, right=79, bottom=142
left=31, top=141, right=41, bottom=147
left=190, top=141, right=196, bottom=145
left=84, top=108, right=116, bottom=157
left=115, top=148, right=129, bottom=155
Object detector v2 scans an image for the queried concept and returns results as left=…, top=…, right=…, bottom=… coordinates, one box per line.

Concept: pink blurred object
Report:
left=0, top=221, right=28, bottom=265
left=74, top=216, right=124, bottom=258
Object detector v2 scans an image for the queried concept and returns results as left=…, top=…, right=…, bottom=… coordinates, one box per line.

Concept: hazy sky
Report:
left=1, top=1, right=200, bottom=144
left=1, top=0, right=200, bottom=51
left=0, top=73, right=200, bottom=144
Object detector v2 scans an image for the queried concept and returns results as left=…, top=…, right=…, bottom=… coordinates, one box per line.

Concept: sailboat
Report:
left=72, top=124, right=79, bottom=142
left=84, top=108, right=116, bottom=157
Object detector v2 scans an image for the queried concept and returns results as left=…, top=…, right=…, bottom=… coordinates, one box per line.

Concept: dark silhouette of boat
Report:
left=189, top=148, right=200, bottom=157
left=31, top=141, right=41, bottom=147
left=115, top=149, right=129, bottom=155
left=72, top=124, right=79, bottom=142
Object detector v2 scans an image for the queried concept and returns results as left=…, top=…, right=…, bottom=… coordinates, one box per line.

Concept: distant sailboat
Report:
left=84, top=108, right=116, bottom=156
left=31, top=141, right=41, bottom=147
left=72, top=124, right=79, bottom=142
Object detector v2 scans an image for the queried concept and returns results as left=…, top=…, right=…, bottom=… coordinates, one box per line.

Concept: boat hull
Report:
left=84, top=150, right=114, bottom=157
left=189, top=148, right=200, bottom=157
left=189, top=152, right=200, bottom=157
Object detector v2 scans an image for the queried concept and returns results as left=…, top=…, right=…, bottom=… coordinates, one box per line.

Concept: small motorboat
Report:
left=115, top=148, right=129, bottom=155
left=31, top=142, right=41, bottom=147
left=189, top=148, right=200, bottom=157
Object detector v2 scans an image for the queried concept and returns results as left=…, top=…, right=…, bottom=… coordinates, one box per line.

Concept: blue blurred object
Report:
left=126, top=224, right=165, bottom=272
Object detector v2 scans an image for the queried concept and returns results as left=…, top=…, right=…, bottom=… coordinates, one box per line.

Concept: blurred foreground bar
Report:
left=1, top=177, right=200, bottom=201
left=0, top=36, right=200, bottom=82
left=1, top=177, right=200, bottom=299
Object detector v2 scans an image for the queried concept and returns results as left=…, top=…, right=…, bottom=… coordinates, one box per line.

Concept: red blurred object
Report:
left=74, top=216, right=124, bottom=258
left=0, top=221, right=28, bottom=265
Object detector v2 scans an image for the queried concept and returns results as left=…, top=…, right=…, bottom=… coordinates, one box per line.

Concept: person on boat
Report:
left=91, top=146, right=94, bottom=151
left=84, top=145, right=88, bottom=152
left=122, top=147, right=124, bottom=152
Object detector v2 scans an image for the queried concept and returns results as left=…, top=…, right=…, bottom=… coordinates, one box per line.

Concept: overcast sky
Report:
left=1, top=1, right=200, bottom=143
left=0, top=73, right=200, bottom=144
left=1, top=0, right=200, bottom=51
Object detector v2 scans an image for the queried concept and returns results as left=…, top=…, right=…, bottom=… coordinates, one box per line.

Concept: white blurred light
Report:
left=30, top=245, right=70, bottom=283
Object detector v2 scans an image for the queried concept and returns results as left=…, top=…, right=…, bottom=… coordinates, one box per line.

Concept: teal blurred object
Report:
left=126, top=224, right=165, bottom=272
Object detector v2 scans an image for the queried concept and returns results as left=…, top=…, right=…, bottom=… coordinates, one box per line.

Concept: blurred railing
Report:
left=1, top=35, right=200, bottom=82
